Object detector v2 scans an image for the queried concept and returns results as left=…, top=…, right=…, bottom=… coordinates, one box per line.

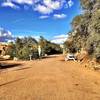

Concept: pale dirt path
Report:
left=0, top=55, right=100, bottom=100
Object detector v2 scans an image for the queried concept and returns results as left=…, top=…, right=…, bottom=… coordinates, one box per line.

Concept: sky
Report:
left=0, top=0, right=81, bottom=44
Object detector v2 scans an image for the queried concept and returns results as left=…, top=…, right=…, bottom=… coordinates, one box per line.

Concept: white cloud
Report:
left=33, top=36, right=40, bottom=41
left=54, top=34, right=68, bottom=39
left=1, top=0, right=74, bottom=15
left=0, top=27, right=12, bottom=37
left=12, top=0, right=34, bottom=5
left=51, top=34, right=68, bottom=44
left=34, top=0, right=62, bottom=14
left=1, top=1, right=19, bottom=9
left=39, top=15, right=49, bottom=19
left=0, top=27, right=14, bottom=42
left=53, top=14, right=67, bottom=19
left=1, top=0, right=36, bottom=9
left=43, top=0, right=61, bottom=10
left=34, top=4, right=53, bottom=14
left=51, top=39, right=65, bottom=44
left=68, top=0, right=74, bottom=7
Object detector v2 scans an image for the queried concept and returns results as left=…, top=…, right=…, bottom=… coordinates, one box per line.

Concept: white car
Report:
left=65, top=54, right=76, bottom=61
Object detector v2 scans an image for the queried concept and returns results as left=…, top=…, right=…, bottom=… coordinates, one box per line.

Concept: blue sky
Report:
left=0, top=0, right=81, bottom=43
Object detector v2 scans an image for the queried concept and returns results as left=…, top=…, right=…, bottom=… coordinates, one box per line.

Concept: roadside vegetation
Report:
left=64, top=0, right=100, bottom=63
left=4, top=36, right=62, bottom=60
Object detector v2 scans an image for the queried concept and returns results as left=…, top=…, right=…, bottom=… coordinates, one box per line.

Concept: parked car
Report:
left=65, top=54, right=76, bottom=61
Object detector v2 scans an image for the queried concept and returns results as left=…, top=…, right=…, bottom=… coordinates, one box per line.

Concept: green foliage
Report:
left=95, top=45, right=100, bottom=62
left=64, top=40, right=77, bottom=53
left=17, top=46, right=32, bottom=60
left=71, top=15, right=83, bottom=30
left=65, top=0, right=100, bottom=62
left=39, top=36, right=62, bottom=55
left=15, top=37, right=38, bottom=60
left=5, top=42, right=16, bottom=59
left=7, top=36, right=62, bottom=60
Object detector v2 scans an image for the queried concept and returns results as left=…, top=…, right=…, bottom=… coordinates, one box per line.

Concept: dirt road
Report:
left=0, top=55, right=100, bottom=100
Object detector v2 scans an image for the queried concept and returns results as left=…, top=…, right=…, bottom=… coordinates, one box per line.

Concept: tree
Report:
left=64, top=0, right=100, bottom=62
left=14, top=37, right=38, bottom=60
left=38, top=36, right=62, bottom=55
left=5, top=42, right=16, bottom=59
left=80, top=0, right=94, bottom=10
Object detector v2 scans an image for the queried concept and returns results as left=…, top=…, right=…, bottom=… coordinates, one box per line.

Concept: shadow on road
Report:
left=0, top=77, right=26, bottom=87
left=0, top=63, right=22, bottom=69
left=42, top=55, right=59, bottom=59
left=60, top=59, right=65, bottom=62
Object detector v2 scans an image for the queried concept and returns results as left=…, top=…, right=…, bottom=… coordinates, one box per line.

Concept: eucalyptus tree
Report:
left=64, top=0, right=100, bottom=61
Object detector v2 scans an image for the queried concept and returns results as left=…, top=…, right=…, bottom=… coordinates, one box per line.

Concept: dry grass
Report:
left=0, top=55, right=100, bottom=100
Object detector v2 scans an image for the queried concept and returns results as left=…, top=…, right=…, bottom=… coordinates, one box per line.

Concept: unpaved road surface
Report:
left=0, top=55, right=100, bottom=100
